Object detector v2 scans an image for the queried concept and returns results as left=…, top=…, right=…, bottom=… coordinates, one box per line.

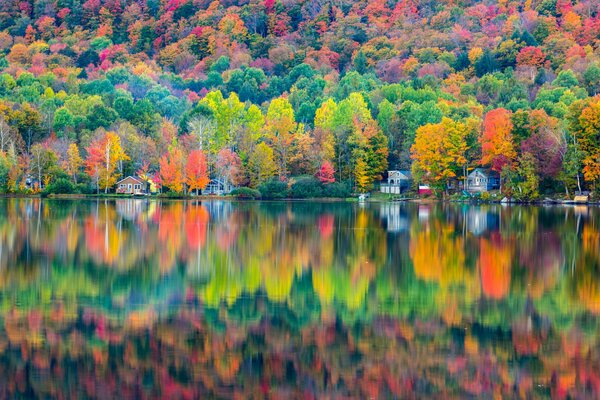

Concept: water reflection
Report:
left=1, top=199, right=600, bottom=397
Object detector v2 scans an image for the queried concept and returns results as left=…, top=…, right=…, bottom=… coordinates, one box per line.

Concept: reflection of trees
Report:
left=569, top=224, right=600, bottom=313
left=478, top=233, right=513, bottom=300
left=409, top=217, right=469, bottom=287
left=0, top=199, right=391, bottom=313
left=3, top=200, right=600, bottom=396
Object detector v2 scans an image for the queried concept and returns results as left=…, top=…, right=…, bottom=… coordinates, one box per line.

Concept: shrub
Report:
left=258, top=179, right=288, bottom=199
left=289, top=175, right=323, bottom=198
left=323, top=182, right=352, bottom=198
left=230, top=187, right=261, bottom=199
left=44, top=178, right=76, bottom=194
left=76, top=183, right=94, bottom=194
left=158, top=191, right=186, bottom=198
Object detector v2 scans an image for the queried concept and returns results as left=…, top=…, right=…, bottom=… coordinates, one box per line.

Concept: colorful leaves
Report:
left=480, top=108, right=516, bottom=172
left=159, top=145, right=185, bottom=193
left=185, top=149, right=209, bottom=194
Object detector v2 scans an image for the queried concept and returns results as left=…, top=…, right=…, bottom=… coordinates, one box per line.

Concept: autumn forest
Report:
left=1, top=0, right=600, bottom=196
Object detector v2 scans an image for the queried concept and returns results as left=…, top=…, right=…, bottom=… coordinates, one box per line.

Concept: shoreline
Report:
left=0, top=193, right=597, bottom=206
left=0, top=193, right=356, bottom=202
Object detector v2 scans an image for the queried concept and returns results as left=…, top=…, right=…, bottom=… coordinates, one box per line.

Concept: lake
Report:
left=1, top=198, right=599, bottom=398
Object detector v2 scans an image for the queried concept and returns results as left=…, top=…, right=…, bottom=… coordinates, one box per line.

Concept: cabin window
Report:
left=128, top=184, right=132, bottom=191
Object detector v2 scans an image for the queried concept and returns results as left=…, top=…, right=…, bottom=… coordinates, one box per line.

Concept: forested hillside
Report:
left=0, top=0, right=600, bottom=197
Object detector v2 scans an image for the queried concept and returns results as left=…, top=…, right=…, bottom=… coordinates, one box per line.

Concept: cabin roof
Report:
left=468, top=168, right=499, bottom=178
left=116, top=176, right=146, bottom=185
left=388, top=170, right=412, bottom=179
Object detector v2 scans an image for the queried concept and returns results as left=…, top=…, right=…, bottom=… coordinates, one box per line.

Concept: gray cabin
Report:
left=465, top=168, right=500, bottom=193
left=202, top=178, right=236, bottom=195
left=380, top=170, right=412, bottom=194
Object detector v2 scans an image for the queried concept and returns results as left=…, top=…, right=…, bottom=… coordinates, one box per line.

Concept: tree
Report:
left=264, top=97, right=298, bottom=180
left=199, top=91, right=246, bottom=154
left=85, top=132, right=129, bottom=193
left=559, top=138, right=583, bottom=195
left=516, top=46, right=546, bottom=68
left=349, top=118, right=389, bottom=190
left=583, top=64, right=600, bottom=95
left=289, top=130, right=319, bottom=175
left=0, top=116, right=23, bottom=153
left=0, top=151, right=10, bottom=191
left=13, top=103, right=42, bottom=151
left=519, top=110, right=565, bottom=180
left=159, top=144, right=185, bottom=193
left=572, top=98, right=600, bottom=184
left=316, top=161, right=335, bottom=184
left=247, top=142, right=277, bottom=187
left=185, top=149, right=209, bottom=195
left=331, top=93, right=373, bottom=181
left=215, top=148, right=242, bottom=186
left=480, top=108, right=516, bottom=173
left=411, top=118, right=470, bottom=194
left=354, top=158, right=370, bottom=192
left=29, top=144, right=57, bottom=190
left=313, top=98, right=337, bottom=163
left=188, top=115, right=216, bottom=152
left=502, top=153, right=539, bottom=201
left=66, top=143, right=82, bottom=183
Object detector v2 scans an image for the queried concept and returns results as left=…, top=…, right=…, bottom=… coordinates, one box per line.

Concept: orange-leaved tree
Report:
left=185, top=149, right=209, bottom=195
left=480, top=108, right=516, bottom=173
left=159, top=143, right=185, bottom=193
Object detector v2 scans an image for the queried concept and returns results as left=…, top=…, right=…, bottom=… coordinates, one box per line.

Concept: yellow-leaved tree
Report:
left=410, top=117, right=471, bottom=195
left=85, top=131, right=129, bottom=193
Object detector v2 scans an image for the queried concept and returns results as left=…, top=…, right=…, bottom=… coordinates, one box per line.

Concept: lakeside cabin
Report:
left=203, top=178, right=236, bottom=195
left=116, top=176, right=149, bottom=195
left=465, top=168, right=500, bottom=193
left=380, top=170, right=412, bottom=194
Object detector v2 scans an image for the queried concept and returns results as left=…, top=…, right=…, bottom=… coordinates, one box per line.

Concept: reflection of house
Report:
left=116, top=176, right=148, bottom=195
left=466, top=207, right=500, bottom=236
left=115, top=199, right=148, bottom=220
left=380, top=170, right=411, bottom=194
left=418, top=205, right=430, bottom=222
left=466, top=168, right=500, bottom=193
left=202, top=178, right=235, bottom=195
left=379, top=203, right=409, bottom=233
left=203, top=200, right=232, bottom=220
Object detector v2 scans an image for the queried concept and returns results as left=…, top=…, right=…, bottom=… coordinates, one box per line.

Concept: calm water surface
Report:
left=1, top=199, right=600, bottom=398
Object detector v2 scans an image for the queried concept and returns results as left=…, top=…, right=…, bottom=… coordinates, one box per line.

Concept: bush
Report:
left=230, top=187, right=261, bottom=199
left=289, top=176, right=323, bottom=198
left=76, top=183, right=94, bottom=194
left=44, top=178, right=76, bottom=194
left=323, top=182, right=352, bottom=198
left=158, top=191, right=186, bottom=198
left=258, top=179, right=288, bottom=199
